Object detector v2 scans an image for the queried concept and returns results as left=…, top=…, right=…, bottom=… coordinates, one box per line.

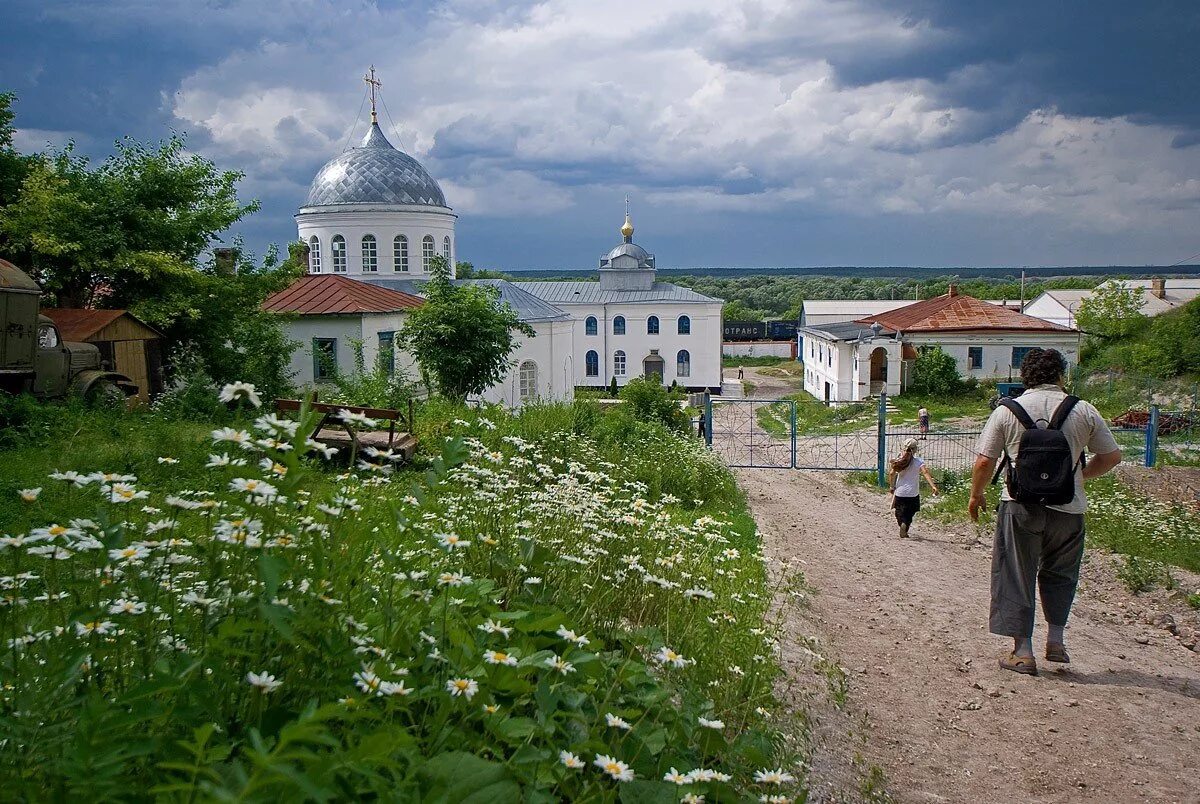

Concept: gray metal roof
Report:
left=359, top=277, right=568, bottom=323
left=303, top=123, right=448, bottom=208
left=517, top=281, right=721, bottom=305
left=799, top=321, right=897, bottom=342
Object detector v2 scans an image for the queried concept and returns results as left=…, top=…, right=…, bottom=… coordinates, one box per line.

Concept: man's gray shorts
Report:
left=990, top=501, right=1086, bottom=638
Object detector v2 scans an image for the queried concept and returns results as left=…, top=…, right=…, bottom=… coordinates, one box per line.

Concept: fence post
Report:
left=876, top=392, right=888, bottom=487
left=1145, top=405, right=1159, bottom=468
left=790, top=400, right=797, bottom=469
left=703, top=394, right=713, bottom=447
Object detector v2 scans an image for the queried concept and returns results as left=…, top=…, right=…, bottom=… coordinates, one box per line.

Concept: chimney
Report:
left=1151, top=276, right=1166, bottom=299
left=213, top=247, right=240, bottom=276
left=947, top=284, right=958, bottom=297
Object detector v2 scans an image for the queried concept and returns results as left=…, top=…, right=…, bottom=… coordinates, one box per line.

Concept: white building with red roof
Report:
left=799, top=287, right=1079, bottom=402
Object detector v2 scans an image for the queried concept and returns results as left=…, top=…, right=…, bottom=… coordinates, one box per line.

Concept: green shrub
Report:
left=617, top=377, right=692, bottom=433
left=909, top=346, right=963, bottom=396
left=0, top=393, right=80, bottom=448
left=1117, top=555, right=1168, bottom=594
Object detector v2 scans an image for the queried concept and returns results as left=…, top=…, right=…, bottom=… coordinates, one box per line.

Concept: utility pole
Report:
left=1020, top=269, right=1026, bottom=310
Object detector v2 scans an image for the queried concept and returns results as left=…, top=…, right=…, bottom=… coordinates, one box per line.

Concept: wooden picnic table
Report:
left=273, top=397, right=418, bottom=462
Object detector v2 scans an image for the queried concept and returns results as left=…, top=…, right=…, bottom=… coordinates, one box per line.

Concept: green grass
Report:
left=888, top=389, right=992, bottom=427
left=0, top=396, right=807, bottom=800
left=722, top=355, right=792, bottom=368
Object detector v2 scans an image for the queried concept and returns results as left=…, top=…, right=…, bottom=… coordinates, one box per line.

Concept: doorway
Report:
left=643, top=354, right=665, bottom=383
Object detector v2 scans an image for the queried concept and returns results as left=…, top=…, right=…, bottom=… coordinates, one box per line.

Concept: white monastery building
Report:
left=799, top=288, right=1079, bottom=403
left=1022, top=277, right=1200, bottom=329
left=266, top=77, right=723, bottom=404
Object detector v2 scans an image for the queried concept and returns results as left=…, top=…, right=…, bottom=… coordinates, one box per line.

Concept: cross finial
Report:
left=364, top=65, right=383, bottom=124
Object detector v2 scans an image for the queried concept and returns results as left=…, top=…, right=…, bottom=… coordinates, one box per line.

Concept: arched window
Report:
left=676, top=349, right=691, bottom=378
left=613, top=315, right=626, bottom=335
left=393, top=235, right=408, bottom=272
left=443, top=236, right=452, bottom=263
left=361, top=234, right=377, bottom=272
left=677, top=315, right=691, bottom=335
left=585, top=316, right=598, bottom=336
left=308, top=236, right=321, bottom=273
left=613, top=350, right=626, bottom=377
left=422, top=235, right=435, bottom=272
left=519, top=361, right=538, bottom=401
left=331, top=235, right=347, bottom=273
left=585, top=350, right=599, bottom=377
left=647, top=315, right=659, bottom=335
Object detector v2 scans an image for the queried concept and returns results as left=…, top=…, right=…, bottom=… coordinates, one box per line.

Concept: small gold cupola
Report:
left=620, top=196, right=634, bottom=242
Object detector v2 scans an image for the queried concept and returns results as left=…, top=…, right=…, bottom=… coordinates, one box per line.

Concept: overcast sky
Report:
left=4, top=0, right=1199, bottom=271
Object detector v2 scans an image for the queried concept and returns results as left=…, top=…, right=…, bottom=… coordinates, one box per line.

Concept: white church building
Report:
left=266, top=82, right=723, bottom=405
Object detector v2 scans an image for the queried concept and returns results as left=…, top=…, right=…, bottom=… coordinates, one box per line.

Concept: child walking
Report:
left=888, top=437, right=940, bottom=538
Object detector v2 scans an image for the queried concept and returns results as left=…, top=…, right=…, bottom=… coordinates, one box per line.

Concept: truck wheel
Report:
left=86, top=380, right=126, bottom=408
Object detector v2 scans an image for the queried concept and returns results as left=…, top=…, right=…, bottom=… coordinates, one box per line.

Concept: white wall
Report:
left=284, top=312, right=413, bottom=388
left=297, top=207, right=457, bottom=278
left=723, top=341, right=795, bottom=358
left=560, top=302, right=724, bottom=390
left=905, top=332, right=1081, bottom=380
left=473, top=319, right=575, bottom=407
left=1022, top=296, right=1073, bottom=328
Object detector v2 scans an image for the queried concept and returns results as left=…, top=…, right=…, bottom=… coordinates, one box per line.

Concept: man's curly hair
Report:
left=1019, top=348, right=1066, bottom=387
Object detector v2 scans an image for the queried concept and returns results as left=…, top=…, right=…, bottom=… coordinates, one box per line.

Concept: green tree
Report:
left=617, top=376, right=691, bottom=432
left=398, top=256, right=534, bottom=401
left=1074, top=281, right=1147, bottom=338
left=910, top=346, right=962, bottom=396
left=722, top=299, right=764, bottom=321
left=0, top=134, right=257, bottom=307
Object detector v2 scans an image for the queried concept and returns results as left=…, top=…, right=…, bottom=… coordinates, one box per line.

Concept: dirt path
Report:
left=740, top=468, right=1200, bottom=804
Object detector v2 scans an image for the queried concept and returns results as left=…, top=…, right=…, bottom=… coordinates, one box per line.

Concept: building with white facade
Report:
left=800, top=288, right=1079, bottom=402
left=1023, top=278, right=1200, bottom=329
left=267, top=81, right=723, bottom=403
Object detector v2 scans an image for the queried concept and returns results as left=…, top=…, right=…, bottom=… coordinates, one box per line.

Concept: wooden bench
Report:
left=273, top=398, right=418, bottom=463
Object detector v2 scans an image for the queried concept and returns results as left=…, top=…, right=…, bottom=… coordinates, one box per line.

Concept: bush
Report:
left=0, top=393, right=80, bottom=448
left=1117, top=555, right=1169, bottom=594
left=909, top=346, right=963, bottom=396
left=150, top=345, right=231, bottom=422
left=320, top=341, right=417, bottom=410
left=617, top=377, right=692, bottom=433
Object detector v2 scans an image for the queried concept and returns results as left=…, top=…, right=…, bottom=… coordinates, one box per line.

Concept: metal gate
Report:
left=706, top=397, right=878, bottom=470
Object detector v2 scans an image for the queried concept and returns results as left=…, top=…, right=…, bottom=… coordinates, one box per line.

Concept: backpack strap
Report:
left=1048, top=395, right=1081, bottom=431
left=998, top=397, right=1037, bottom=430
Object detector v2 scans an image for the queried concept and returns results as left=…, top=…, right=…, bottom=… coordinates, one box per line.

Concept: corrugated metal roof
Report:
left=856, top=291, right=1073, bottom=333
left=801, top=300, right=911, bottom=316
left=40, top=308, right=161, bottom=342
left=799, top=321, right=897, bottom=342
left=518, top=281, right=720, bottom=304
left=263, top=275, right=423, bottom=315
left=361, top=277, right=569, bottom=323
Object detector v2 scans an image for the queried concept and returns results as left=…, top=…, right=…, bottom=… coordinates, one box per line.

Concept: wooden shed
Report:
left=40, top=309, right=164, bottom=402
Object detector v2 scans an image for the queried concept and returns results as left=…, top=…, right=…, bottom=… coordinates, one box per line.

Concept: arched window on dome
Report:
left=613, top=315, right=626, bottom=335
left=585, top=316, right=597, bottom=336
left=422, top=235, right=435, bottom=272
left=677, top=315, right=691, bottom=335
left=393, top=235, right=408, bottom=272
left=331, top=235, right=347, bottom=273
left=361, top=235, right=378, bottom=272
left=443, top=236, right=451, bottom=263
left=613, top=350, right=626, bottom=377
left=647, top=315, right=659, bottom=335
left=585, top=350, right=599, bottom=377
left=676, top=349, right=691, bottom=378
left=519, top=361, right=538, bottom=402
left=308, top=236, right=321, bottom=273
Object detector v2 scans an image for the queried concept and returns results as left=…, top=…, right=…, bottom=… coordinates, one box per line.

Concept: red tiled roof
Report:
left=40, top=308, right=161, bottom=342
left=855, top=290, right=1073, bottom=333
left=263, top=275, right=424, bottom=315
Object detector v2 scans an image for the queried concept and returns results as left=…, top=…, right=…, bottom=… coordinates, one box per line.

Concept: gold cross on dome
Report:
left=364, top=65, right=383, bottom=123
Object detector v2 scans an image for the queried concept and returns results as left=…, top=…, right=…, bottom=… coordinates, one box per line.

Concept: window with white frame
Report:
left=361, top=234, right=378, bottom=272
left=519, top=360, right=538, bottom=401
left=677, top=315, right=691, bottom=335
left=676, top=349, right=691, bottom=378
left=443, top=236, right=451, bottom=263
left=422, top=235, right=435, bottom=271
left=613, top=350, right=626, bottom=376
left=585, top=350, right=599, bottom=377
left=308, top=236, right=321, bottom=273
left=647, top=315, right=660, bottom=334
left=613, top=315, right=626, bottom=335
left=393, top=235, right=408, bottom=272
left=331, top=235, right=347, bottom=273
left=585, top=316, right=598, bottom=336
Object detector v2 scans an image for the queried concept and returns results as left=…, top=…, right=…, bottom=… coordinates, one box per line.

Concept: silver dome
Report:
left=303, top=123, right=448, bottom=208
left=605, top=242, right=650, bottom=262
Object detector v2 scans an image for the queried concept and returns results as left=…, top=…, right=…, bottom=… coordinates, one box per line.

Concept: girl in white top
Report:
left=888, top=437, right=940, bottom=538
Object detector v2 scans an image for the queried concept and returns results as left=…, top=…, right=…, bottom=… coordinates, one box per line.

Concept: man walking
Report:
left=968, top=348, right=1121, bottom=675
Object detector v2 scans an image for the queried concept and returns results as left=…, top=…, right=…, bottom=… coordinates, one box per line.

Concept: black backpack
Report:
left=992, top=396, right=1084, bottom=505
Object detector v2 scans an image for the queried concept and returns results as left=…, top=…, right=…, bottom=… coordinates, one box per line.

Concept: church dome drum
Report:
left=303, top=123, right=448, bottom=208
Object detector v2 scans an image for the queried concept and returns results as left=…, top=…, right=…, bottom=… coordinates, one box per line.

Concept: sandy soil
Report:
left=740, top=467, right=1200, bottom=804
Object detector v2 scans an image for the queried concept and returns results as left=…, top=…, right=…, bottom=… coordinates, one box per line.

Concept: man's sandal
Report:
left=999, top=652, right=1038, bottom=675
left=1045, top=643, right=1070, bottom=663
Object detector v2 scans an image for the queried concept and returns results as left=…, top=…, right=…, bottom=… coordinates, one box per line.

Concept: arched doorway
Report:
left=643, top=354, right=665, bottom=383
left=869, top=347, right=888, bottom=395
